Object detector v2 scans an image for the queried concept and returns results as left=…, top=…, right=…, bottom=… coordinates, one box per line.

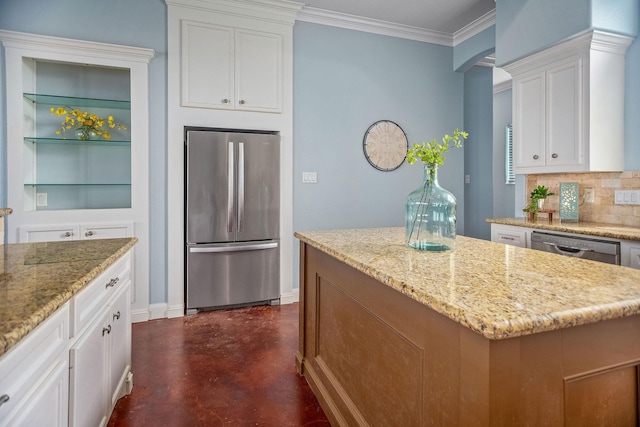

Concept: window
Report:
left=505, top=124, right=515, bottom=184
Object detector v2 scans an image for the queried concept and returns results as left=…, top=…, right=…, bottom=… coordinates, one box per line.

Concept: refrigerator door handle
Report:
left=189, top=242, right=278, bottom=253
left=227, top=142, right=234, bottom=233
left=238, top=142, right=245, bottom=232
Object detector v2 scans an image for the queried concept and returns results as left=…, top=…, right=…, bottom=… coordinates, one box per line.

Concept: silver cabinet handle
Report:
left=102, top=325, right=111, bottom=336
left=85, top=230, right=95, bottom=237
left=221, top=98, right=230, bottom=104
left=0, top=394, right=9, bottom=407
left=190, top=242, right=278, bottom=253
left=238, top=142, right=245, bottom=232
left=551, top=153, right=558, bottom=159
left=113, top=311, right=121, bottom=321
left=105, top=277, right=120, bottom=289
left=239, top=99, right=246, bottom=105
left=533, top=155, right=540, bottom=160
left=63, top=231, right=73, bottom=238
left=227, top=142, right=234, bottom=233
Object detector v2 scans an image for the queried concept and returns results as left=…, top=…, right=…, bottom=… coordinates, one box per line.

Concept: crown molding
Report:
left=493, top=79, right=512, bottom=94
left=0, top=30, right=155, bottom=63
left=296, top=6, right=496, bottom=47
left=296, top=7, right=453, bottom=46
left=452, top=9, right=496, bottom=46
left=166, top=0, right=303, bottom=25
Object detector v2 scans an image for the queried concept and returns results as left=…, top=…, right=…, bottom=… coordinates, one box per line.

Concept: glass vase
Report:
left=405, top=163, right=457, bottom=251
left=75, top=126, right=99, bottom=141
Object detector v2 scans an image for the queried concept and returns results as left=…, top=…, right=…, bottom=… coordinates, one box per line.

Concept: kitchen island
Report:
left=0, top=238, right=137, bottom=426
left=295, top=227, right=640, bottom=426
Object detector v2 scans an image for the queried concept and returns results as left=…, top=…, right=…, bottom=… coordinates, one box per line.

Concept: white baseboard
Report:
left=281, top=288, right=299, bottom=305
left=167, top=303, right=185, bottom=318
left=131, top=308, right=150, bottom=323
left=148, top=303, right=169, bottom=320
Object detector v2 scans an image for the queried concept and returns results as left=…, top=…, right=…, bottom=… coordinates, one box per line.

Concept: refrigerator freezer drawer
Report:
left=186, top=241, right=279, bottom=310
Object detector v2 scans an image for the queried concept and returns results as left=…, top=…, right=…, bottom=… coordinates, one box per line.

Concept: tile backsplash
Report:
left=526, top=171, right=640, bottom=226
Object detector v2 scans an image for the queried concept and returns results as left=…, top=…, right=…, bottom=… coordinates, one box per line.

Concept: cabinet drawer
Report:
left=70, top=253, right=131, bottom=338
left=80, top=222, right=133, bottom=240
left=491, top=226, right=527, bottom=248
left=19, top=224, right=78, bottom=242
left=0, top=304, right=69, bottom=424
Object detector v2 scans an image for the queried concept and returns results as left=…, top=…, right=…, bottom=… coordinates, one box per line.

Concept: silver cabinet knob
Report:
left=63, top=231, right=73, bottom=238
left=105, top=277, right=120, bottom=289
left=85, top=230, right=95, bottom=237
left=239, top=100, right=246, bottom=105
left=551, top=153, right=558, bottom=159
left=533, top=155, right=540, bottom=160
left=221, top=98, right=230, bottom=104
left=0, top=394, right=9, bottom=407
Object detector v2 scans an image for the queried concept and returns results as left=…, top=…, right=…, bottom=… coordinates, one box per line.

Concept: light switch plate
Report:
left=584, top=188, right=594, bottom=203
left=302, top=172, right=317, bottom=183
left=614, top=190, right=640, bottom=205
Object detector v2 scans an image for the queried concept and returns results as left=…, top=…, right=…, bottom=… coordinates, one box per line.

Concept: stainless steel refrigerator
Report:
left=185, top=128, right=280, bottom=313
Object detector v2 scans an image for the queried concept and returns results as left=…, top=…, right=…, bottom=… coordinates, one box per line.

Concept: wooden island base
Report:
left=296, top=244, right=640, bottom=426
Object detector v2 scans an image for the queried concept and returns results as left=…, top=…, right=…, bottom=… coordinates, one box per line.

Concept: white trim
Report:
left=493, top=79, right=512, bottom=94
left=131, top=309, right=151, bottom=323
left=167, top=304, right=186, bottom=319
left=165, top=0, right=302, bottom=25
left=296, top=6, right=496, bottom=47
left=0, top=30, right=154, bottom=63
left=296, top=7, right=453, bottom=46
left=280, top=288, right=299, bottom=305
left=148, top=303, right=169, bottom=320
left=452, top=9, right=496, bottom=46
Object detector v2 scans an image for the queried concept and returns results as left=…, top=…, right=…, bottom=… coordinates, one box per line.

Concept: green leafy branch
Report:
left=406, top=128, right=469, bottom=166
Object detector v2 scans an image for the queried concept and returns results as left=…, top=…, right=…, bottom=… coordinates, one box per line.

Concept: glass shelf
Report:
left=24, top=93, right=130, bottom=110
left=25, top=184, right=131, bottom=187
left=24, top=137, right=131, bottom=147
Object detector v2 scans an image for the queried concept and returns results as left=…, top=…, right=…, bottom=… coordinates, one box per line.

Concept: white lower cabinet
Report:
left=69, top=254, right=132, bottom=427
left=0, top=305, right=69, bottom=427
left=0, top=250, right=132, bottom=427
left=19, top=222, right=133, bottom=243
left=490, top=224, right=529, bottom=248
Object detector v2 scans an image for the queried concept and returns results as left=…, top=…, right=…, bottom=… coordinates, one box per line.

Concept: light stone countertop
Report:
left=0, top=208, right=12, bottom=217
left=486, top=217, right=640, bottom=241
left=0, top=237, right=138, bottom=357
left=295, top=227, right=640, bottom=340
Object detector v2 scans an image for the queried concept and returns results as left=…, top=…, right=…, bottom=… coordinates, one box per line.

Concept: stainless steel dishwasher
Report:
left=530, top=231, right=620, bottom=265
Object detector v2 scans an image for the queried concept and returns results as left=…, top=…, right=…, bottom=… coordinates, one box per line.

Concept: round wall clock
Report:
left=362, top=120, right=408, bottom=171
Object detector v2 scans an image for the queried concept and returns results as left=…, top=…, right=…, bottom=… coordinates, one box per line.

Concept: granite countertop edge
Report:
left=295, top=228, right=640, bottom=341
left=0, top=208, right=13, bottom=217
left=0, top=238, right=138, bottom=357
left=486, top=217, right=640, bottom=241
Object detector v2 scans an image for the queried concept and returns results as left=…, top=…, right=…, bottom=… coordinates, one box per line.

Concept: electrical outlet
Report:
left=584, top=188, right=594, bottom=203
left=36, top=192, right=48, bottom=207
left=465, top=175, right=470, bottom=184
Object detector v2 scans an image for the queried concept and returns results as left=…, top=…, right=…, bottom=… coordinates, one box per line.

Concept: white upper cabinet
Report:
left=181, top=20, right=283, bottom=113
left=505, top=30, right=634, bottom=174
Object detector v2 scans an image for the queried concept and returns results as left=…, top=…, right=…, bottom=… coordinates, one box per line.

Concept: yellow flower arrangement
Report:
left=50, top=107, right=127, bottom=140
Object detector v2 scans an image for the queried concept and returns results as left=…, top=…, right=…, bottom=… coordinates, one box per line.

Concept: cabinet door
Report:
left=80, top=222, right=133, bottom=240
left=181, top=20, right=234, bottom=109
left=69, top=309, right=109, bottom=427
left=108, top=280, right=132, bottom=409
left=1, top=358, right=69, bottom=427
left=19, top=224, right=78, bottom=242
left=235, top=29, right=282, bottom=113
left=546, top=56, right=582, bottom=168
left=514, top=71, right=545, bottom=169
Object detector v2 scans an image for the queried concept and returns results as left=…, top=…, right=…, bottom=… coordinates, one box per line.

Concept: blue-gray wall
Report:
left=0, top=0, right=168, bottom=304
left=463, top=66, right=493, bottom=240
left=493, top=87, right=515, bottom=218
left=292, top=21, right=465, bottom=286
